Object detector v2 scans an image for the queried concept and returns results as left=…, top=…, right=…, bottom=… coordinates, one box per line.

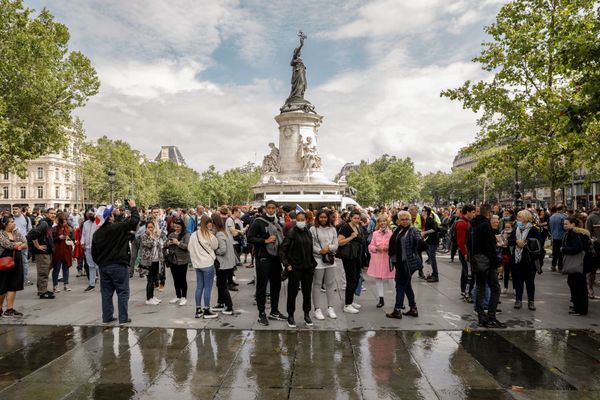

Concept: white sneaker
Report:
left=169, top=297, right=180, bottom=304
left=153, top=297, right=162, bottom=303
left=352, top=302, right=361, bottom=309
left=179, top=298, right=187, bottom=306
left=327, top=307, right=337, bottom=319
left=501, top=288, right=508, bottom=294
left=145, top=298, right=159, bottom=305
left=314, top=308, right=325, bottom=320
left=343, top=304, right=359, bottom=314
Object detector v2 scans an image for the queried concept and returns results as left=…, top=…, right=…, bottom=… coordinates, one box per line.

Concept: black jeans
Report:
left=342, top=258, right=360, bottom=305
left=474, top=264, right=500, bottom=320
left=255, top=256, right=282, bottom=315
left=146, top=262, right=159, bottom=300
left=459, top=252, right=471, bottom=294
left=216, top=268, right=233, bottom=309
left=287, top=268, right=314, bottom=316
left=568, top=272, right=588, bottom=314
left=552, top=239, right=563, bottom=268
left=503, top=261, right=513, bottom=290
left=451, top=242, right=458, bottom=261
left=170, top=263, right=188, bottom=299
left=513, top=262, right=536, bottom=302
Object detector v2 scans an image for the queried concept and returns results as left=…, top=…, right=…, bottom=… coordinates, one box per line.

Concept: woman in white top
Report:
left=310, top=210, right=339, bottom=320
left=188, top=215, right=218, bottom=319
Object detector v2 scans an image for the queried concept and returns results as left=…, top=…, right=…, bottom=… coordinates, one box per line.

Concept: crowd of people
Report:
left=0, top=199, right=597, bottom=327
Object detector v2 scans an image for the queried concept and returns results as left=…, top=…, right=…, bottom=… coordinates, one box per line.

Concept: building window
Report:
left=37, top=167, right=44, bottom=180
left=55, top=186, right=60, bottom=199
left=65, top=170, right=70, bottom=181
left=55, top=168, right=60, bottom=180
left=37, top=186, right=43, bottom=199
left=2, top=172, right=8, bottom=180
left=2, top=187, right=8, bottom=199
left=20, top=187, right=26, bottom=199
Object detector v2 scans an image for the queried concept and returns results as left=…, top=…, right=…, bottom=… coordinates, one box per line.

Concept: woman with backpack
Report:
left=561, top=216, right=589, bottom=316
left=509, top=210, right=543, bottom=311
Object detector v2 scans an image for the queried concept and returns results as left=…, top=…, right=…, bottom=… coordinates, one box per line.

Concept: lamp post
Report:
left=514, top=167, right=523, bottom=211
left=107, top=169, right=116, bottom=205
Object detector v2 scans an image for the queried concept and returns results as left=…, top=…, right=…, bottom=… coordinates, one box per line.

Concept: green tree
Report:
left=347, top=162, right=378, bottom=206
left=0, top=0, right=99, bottom=174
left=442, top=0, right=597, bottom=204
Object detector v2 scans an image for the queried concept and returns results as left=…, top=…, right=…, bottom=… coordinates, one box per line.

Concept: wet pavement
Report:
left=0, top=326, right=599, bottom=399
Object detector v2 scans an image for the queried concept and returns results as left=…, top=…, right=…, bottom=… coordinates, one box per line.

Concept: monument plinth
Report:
left=253, top=32, right=347, bottom=208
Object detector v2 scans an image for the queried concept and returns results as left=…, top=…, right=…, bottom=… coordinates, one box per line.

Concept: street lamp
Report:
left=107, top=169, right=116, bottom=205
left=514, top=168, right=523, bottom=211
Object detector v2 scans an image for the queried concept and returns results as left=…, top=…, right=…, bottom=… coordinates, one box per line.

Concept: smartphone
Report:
left=124, top=199, right=130, bottom=210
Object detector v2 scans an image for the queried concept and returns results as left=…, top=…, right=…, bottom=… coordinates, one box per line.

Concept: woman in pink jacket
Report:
left=367, top=214, right=394, bottom=308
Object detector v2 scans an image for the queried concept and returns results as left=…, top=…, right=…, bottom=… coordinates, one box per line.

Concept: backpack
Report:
left=448, top=217, right=460, bottom=244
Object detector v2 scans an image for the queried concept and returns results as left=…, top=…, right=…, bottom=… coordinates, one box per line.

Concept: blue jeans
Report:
left=394, top=266, right=416, bottom=309
left=52, top=261, right=69, bottom=287
left=195, top=267, right=215, bottom=308
left=427, top=244, right=438, bottom=277
left=472, top=282, right=491, bottom=309
left=85, top=248, right=98, bottom=287
left=100, top=264, right=130, bottom=323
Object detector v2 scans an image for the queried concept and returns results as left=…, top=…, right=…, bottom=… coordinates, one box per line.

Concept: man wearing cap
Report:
left=92, top=200, right=140, bottom=325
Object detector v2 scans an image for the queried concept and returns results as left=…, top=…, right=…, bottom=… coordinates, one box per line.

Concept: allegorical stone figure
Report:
left=298, top=136, right=321, bottom=170
left=287, top=31, right=307, bottom=102
left=262, top=142, right=281, bottom=173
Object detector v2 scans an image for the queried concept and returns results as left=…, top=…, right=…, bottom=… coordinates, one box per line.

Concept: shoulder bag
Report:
left=562, top=251, right=585, bottom=275
left=195, top=232, right=219, bottom=269
left=315, top=228, right=335, bottom=265
left=0, top=250, right=16, bottom=271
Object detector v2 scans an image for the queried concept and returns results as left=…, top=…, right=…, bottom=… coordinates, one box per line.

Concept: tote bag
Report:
left=562, top=251, right=585, bottom=275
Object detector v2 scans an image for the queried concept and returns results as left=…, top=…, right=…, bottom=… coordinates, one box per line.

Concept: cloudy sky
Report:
left=26, top=0, right=505, bottom=177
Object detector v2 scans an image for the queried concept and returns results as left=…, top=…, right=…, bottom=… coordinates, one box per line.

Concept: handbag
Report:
left=0, top=250, right=16, bottom=271
left=314, top=228, right=335, bottom=265
left=562, top=251, right=585, bottom=275
left=471, top=254, right=491, bottom=273
left=163, top=247, right=178, bottom=265
left=65, top=238, right=74, bottom=247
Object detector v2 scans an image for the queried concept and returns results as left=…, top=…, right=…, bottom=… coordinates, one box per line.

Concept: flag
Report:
left=295, top=204, right=305, bottom=214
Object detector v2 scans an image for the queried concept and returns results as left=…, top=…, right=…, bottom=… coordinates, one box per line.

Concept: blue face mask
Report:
left=296, top=221, right=306, bottom=229
left=516, top=221, right=525, bottom=229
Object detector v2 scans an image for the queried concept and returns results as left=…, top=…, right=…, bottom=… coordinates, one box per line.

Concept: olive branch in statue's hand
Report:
left=298, top=30, right=307, bottom=42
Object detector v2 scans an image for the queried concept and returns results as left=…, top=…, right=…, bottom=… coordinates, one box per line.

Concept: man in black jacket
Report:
left=247, top=200, right=285, bottom=326
left=468, top=203, right=506, bottom=328
left=29, top=208, right=57, bottom=299
left=92, top=201, right=140, bottom=324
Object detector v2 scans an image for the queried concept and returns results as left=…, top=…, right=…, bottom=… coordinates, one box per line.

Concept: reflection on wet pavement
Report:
left=0, top=326, right=598, bottom=399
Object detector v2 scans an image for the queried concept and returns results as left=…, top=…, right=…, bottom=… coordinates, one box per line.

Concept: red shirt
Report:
left=456, top=216, right=470, bottom=257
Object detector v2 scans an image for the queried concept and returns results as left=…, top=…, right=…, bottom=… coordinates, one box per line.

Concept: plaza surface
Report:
left=0, top=255, right=598, bottom=399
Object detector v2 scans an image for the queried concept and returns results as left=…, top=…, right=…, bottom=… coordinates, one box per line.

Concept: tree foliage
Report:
left=347, top=155, right=420, bottom=206
left=441, top=0, right=598, bottom=204
left=0, top=0, right=99, bottom=174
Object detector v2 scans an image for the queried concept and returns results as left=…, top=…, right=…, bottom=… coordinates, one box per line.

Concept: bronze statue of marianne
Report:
left=288, top=31, right=307, bottom=101
left=281, top=31, right=315, bottom=114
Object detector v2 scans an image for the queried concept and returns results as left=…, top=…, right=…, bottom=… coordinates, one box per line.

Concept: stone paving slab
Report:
left=0, top=327, right=599, bottom=399
left=1, top=254, right=598, bottom=332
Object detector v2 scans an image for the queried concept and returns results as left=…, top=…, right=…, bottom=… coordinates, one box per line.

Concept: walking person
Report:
left=562, top=216, right=589, bottom=316
left=509, top=210, right=543, bottom=311
left=281, top=212, right=317, bottom=328
left=247, top=200, right=286, bottom=325
left=549, top=204, right=567, bottom=272
left=0, top=215, right=27, bottom=316
left=421, top=207, right=440, bottom=282
left=29, top=208, right=57, bottom=299
left=51, top=212, right=73, bottom=293
left=337, top=210, right=366, bottom=314
left=310, top=210, right=339, bottom=320
left=92, top=202, right=140, bottom=324
left=468, top=204, right=506, bottom=328
left=140, top=221, right=163, bottom=306
left=11, top=206, right=32, bottom=285
left=367, top=214, right=394, bottom=308
left=212, top=214, right=236, bottom=315
left=165, top=219, right=190, bottom=306
left=81, top=210, right=99, bottom=292
left=386, top=211, right=421, bottom=319
left=188, top=215, right=219, bottom=319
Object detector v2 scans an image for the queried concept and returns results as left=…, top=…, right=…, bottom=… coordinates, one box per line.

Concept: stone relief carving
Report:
left=297, top=136, right=321, bottom=170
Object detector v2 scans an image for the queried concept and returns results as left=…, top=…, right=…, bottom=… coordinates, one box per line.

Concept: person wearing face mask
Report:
left=508, top=210, right=543, bottom=311
left=367, top=214, right=394, bottom=308
left=81, top=209, right=99, bottom=292
left=247, top=200, right=286, bottom=326
left=281, top=212, right=317, bottom=328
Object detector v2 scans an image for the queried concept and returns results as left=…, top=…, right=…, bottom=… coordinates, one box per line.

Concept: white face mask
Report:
left=296, top=221, right=306, bottom=229
left=266, top=212, right=276, bottom=218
